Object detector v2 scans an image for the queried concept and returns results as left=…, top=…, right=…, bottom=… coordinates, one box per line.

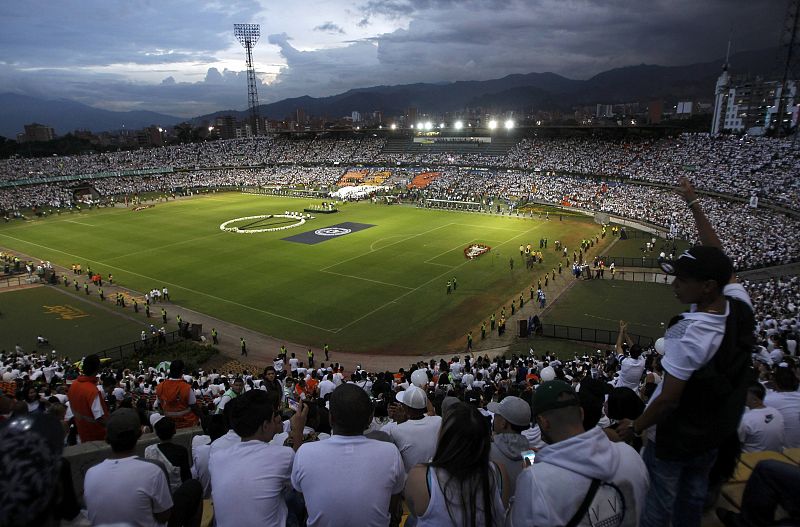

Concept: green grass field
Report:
left=543, top=279, right=683, bottom=339
left=0, top=286, right=146, bottom=359
left=0, top=193, right=625, bottom=355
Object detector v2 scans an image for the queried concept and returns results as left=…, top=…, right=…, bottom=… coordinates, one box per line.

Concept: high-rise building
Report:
left=712, top=77, right=798, bottom=134
left=18, top=123, right=56, bottom=142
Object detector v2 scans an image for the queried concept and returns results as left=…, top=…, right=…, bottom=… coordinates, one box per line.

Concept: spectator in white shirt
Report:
left=385, top=386, right=442, bottom=473
left=84, top=409, right=175, bottom=527
left=292, top=384, right=406, bottom=526
left=764, top=364, right=800, bottom=448
left=209, top=390, right=308, bottom=527
left=739, top=382, right=785, bottom=452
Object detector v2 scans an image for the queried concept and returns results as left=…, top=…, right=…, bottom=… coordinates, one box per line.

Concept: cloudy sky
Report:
left=0, top=0, right=785, bottom=117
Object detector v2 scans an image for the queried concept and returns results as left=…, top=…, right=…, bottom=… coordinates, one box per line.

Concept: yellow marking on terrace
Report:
left=43, top=304, right=89, bottom=320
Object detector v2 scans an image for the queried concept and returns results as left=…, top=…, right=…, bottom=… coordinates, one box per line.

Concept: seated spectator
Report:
left=510, top=380, right=649, bottom=526
left=0, top=413, right=71, bottom=527
left=145, top=416, right=192, bottom=492
left=209, top=390, right=308, bottom=527
left=84, top=408, right=175, bottom=526
left=404, top=402, right=508, bottom=526
left=738, top=382, right=785, bottom=453
left=291, top=384, right=406, bottom=526
left=487, top=395, right=531, bottom=496
left=384, top=386, right=442, bottom=473
left=763, top=363, right=800, bottom=448
left=717, top=460, right=800, bottom=527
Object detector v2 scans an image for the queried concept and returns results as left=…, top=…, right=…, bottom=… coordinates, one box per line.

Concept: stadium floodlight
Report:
left=439, top=123, right=445, bottom=129
left=208, top=126, right=214, bottom=132
left=488, top=120, right=498, bottom=130
left=424, top=121, right=433, bottom=130
left=417, top=122, right=424, bottom=130
left=234, top=23, right=262, bottom=136
left=505, top=119, right=514, bottom=129
left=409, top=124, right=414, bottom=129
left=390, top=123, right=397, bottom=130
left=454, top=121, right=464, bottom=130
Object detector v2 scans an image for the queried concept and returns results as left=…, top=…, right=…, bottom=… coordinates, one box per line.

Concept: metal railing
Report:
left=535, top=323, right=656, bottom=347
left=0, top=275, right=40, bottom=288
left=97, top=330, right=184, bottom=364
left=571, top=270, right=674, bottom=283
left=600, top=256, right=663, bottom=268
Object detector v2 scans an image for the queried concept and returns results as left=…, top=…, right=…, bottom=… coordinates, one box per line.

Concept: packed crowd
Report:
left=2, top=133, right=798, bottom=208
left=2, top=185, right=800, bottom=526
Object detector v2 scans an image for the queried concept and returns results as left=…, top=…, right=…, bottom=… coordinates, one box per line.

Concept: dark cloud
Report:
left=0, top=0, right=784, bottom=117
left=0, top=0, right=261, bottom=67
left=314, top=22, right=346, bottom=34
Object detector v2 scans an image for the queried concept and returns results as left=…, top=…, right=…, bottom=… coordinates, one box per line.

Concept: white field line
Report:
left=453, top=223, right=518, bottom=231
left=105, top=232, right=226, bottom=262
left=0, top=232, right=335, bottom=332
left=320, top=270, right=414, bottom=290
left=63, top=220, right=95, bottom=227
left=319, top=222, right=454, bottom=272
left=336, top=224, right=544, bottom=332
left=424, top=240, right=477, bottom=264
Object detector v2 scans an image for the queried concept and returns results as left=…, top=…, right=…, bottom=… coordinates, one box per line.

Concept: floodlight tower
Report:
left=771, top=0, right=800, bottom=136
left=234, top=23, right=261, bottom=136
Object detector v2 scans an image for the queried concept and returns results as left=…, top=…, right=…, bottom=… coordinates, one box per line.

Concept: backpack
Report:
left=656, top=296, right=755, bottom=460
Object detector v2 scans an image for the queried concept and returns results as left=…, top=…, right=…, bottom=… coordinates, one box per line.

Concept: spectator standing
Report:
left=292, top=384, right=405, bottom=526
left=619, top=178, right=754, bottom=527
left=66, top=354, right=109, bottom=442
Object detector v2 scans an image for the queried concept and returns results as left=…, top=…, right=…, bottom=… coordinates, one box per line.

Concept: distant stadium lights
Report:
left=488, top=120, right=498, bottom=130
left=454, top=121, right=464, bottom=130
left=504, top=119, right=514, bottom=129
left=439, top=123, right=445, bottom=129
left=424, top=121, right=433, bottom=130
left=417, top=122, right=424, bottom=130
left=390, top=123, right=397, bottom=130
left=208, top=126, right=214, bottom=132
left=409, top=124, right=414, bottom=129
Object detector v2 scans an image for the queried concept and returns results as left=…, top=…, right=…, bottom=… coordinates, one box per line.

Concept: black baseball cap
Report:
left=660, top=246, right=732, bottom=286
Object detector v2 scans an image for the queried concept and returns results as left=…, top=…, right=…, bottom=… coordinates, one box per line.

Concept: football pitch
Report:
left=1, top=192, right=631, bottom=355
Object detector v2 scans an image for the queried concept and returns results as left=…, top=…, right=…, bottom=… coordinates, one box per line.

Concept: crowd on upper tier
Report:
left=1, top=133, right=798, bottom=206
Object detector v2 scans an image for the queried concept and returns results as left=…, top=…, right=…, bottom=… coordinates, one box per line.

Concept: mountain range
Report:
left=0, top=47, right=780, bottom=138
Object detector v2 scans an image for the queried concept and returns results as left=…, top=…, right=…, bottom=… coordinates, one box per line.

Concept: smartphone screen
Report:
left=522, top=450, right=536, bottom=466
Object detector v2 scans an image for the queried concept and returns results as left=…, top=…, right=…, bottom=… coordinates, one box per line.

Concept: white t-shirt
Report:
left=646, top=283, right=752, bottom=441
left=291, top=435, right=406, bottom=526
left=318, top=379, right=336, bottom=399
left=386, top=415, right=442, bottom=472
left=738, top=406, right=786, bottom=452
left=209, top=429, right=241, bottom=458
left=209, top=440, right=294, bottom=527
left=84, top=456, right=173, bottom=527
left=289, top=358, right=299, bottom=371
left=616, top=356, right=645, bottom=391
left=763, top=390, right=800, bottom=448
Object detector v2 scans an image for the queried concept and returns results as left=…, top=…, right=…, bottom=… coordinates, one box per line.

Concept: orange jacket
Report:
left=156, top=379, right=199, bottom=428
left=68, top=375, right=109, bottom=442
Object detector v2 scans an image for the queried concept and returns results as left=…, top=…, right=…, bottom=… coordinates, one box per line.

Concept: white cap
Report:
left=149, top=413, right=164, bottom=427
left=396, top=386, right=428, bottom=409
left=540, top=366, right=556, bottom=382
